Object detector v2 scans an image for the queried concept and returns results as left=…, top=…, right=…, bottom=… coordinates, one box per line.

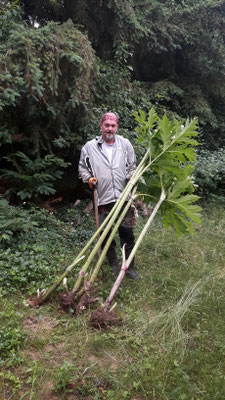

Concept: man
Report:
left=78, top=112, right=139, bottom=280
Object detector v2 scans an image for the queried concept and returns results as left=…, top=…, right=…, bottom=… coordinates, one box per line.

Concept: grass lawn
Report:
left=0, top=199, right=224, bottom=399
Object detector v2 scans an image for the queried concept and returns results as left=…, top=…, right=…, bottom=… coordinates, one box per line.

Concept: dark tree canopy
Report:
left=1, top=0, right=225, bottom=199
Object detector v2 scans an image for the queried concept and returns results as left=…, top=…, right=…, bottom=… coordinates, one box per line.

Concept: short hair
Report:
left=101, top=112, right=119, bottom=124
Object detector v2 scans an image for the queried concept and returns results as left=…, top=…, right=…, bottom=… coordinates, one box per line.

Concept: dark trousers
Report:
left=98, top=202, right=135, bottom=263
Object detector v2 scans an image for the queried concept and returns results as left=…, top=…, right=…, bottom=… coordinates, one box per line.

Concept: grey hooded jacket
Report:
left=78, top=135, right=136, bottom=205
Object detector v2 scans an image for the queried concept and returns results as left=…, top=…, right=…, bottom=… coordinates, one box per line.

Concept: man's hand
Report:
left=89, top=177, right=98, bottom=190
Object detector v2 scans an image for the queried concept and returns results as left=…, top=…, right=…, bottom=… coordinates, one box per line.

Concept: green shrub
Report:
left=0, top=305, right=27, bottom=363
left=0, top=152, right=70, bottom=200
left=194, top=148, right=225, bottom=195
left=0, top=196, right=38, bottom=243
left=0, top=200, right=95, bottom=293
left=0, top=12, right=96, bottom=198
left=54, top=360, right=77, bottom=392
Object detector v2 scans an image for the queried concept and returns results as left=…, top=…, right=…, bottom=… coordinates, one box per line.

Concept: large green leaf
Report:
left=134, top=108, right=202, bottom=236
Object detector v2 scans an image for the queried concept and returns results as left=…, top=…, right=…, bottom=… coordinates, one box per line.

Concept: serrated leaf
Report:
left=158, top=114, right=173, bottom=148
left=134, top=108, right=201, bottom=236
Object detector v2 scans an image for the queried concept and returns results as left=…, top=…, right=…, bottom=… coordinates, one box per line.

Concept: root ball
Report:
left=90, top=309, right=120, bottom=330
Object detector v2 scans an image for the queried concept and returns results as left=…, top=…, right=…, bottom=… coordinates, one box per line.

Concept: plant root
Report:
left=59, top=280, right=97, bottom=315
left=75, top=291, right=90, bottom=315
left=75, top=280, right=97, bottom=315
left=25, top=297, right=40, bottom=308
left=59, top=291, right=77, bottom=311
left=90, top=309, right=120, bottom=330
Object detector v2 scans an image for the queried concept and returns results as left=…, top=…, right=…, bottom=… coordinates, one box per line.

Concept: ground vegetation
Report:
left=0, top=197, right=224, bottom=399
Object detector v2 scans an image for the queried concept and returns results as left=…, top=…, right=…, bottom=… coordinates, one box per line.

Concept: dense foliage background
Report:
left=0, top=4, right=224, bottom=398
left=0, top=0, right=225, bottom=200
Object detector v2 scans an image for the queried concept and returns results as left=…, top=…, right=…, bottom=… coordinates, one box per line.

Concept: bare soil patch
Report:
left=88, top=351, right=120, bottom=372
left=22, top=315, right=58, bottom=336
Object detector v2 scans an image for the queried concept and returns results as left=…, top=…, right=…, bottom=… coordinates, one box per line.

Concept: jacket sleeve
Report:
left=126, top=140, right=136, bottom=179
left=78, top=144, right=92, bottom=183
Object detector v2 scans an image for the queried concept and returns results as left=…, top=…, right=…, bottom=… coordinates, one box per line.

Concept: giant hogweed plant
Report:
left=36, top=108, right=201, bottom=306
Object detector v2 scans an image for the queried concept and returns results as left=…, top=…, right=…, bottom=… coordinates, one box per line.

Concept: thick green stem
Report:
left=71, top=161, right=148, bottom=294
left=72, top=192, right=136, bottom=295
left=36, top=255, right=85, bottom=304
left=74, top=149, right=148, bottom=265
left=126, top=188, right=166, bottom=269
left=74, top=197, right=135, bottom=298
left=36, top=150, right=150, bottom=304
left=89, top=195, right=136, bottom=283
left=102, top=189, right=166, bottom=312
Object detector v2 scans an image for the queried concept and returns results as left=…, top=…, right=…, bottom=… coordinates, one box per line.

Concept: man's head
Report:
left=100, top=112, right=118, bottom=144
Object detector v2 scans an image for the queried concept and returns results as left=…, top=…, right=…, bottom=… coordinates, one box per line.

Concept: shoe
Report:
left=126, top=267, right=139, bottom=280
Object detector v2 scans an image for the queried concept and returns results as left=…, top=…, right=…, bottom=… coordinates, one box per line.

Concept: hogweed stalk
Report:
left=74, top=191, right=137, bottom=298
left=36, top=108, right=202, bottom=306
left=102, top=188, right=166, bottom=312
left=36, top=151, right=149, bottom=304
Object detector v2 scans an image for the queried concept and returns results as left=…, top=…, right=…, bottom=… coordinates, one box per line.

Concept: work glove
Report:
left=89, top=177, right=98, bottom=190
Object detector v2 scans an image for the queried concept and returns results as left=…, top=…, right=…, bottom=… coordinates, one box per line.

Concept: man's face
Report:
left=100, top=118, right=118, bottom=144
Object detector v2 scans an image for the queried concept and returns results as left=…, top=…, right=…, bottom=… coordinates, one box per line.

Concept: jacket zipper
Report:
left=99, top=142, right=117, bottom=202
left=111, top=147, right=116, bottom=201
